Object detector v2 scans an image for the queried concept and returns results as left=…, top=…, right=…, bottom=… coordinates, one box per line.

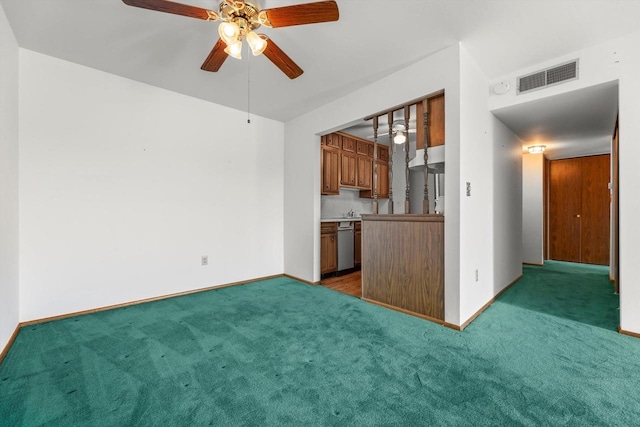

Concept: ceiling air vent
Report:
left=517, top=59, right=579, bottom=95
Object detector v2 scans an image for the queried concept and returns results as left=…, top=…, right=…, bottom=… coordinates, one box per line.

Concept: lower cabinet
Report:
left=320, top=223, right=338, bottom=274
left=354, top=222, right=362, bottom=267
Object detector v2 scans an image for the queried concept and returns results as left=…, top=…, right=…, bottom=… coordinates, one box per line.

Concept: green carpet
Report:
left=1, top=261, right=639, bottom=426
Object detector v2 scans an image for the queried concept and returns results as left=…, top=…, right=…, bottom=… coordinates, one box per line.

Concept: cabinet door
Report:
left=357, top=156, right=372, bottom=189
left=326, top=133, right=342, bottom=149
left=356, top=140, right=366, bottom=155
left=342, top=136, right=355, bottom=152
left=377, top=162, right=389, bottom=198
left=321, top=148, right=340, bottom=195
left=321, top=232, right=337, bottom=274
left=377, top=145, right=389, bottom=162
left=341, top=152, right=357, bottom=187
left=428, top=94, right=445, bottom=147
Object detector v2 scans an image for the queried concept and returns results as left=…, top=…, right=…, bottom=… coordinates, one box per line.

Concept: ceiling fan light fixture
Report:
left=527, top=145, right=546, bottom=154
left=394, top=130, right=406, bottom=144
left=218, top=21, right=240, bottom=45
left=246, top=31, right=267, bottom=56
left=224, top=39, right=243, bottom=60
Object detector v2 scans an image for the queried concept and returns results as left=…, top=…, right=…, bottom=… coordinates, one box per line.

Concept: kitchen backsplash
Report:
left=321, top=188, right=389, bottom=218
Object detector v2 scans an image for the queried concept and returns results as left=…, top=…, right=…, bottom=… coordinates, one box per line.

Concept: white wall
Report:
left=492, top=117, right=523, bottom=291
left=618, top=33, right=640, bottom=334
left=522, top=153, right=544, bottom=265
left=0, top=3, right=20, bottom=352
left=458, top=47, right=522, bottom=325
left=489, top=30, right=640, bottom=334
left=284, top=44, right=462, bottom=323
left=18, top=50, right=284, bottom=321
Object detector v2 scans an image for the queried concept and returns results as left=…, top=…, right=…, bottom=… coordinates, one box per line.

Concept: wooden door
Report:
left=549, top=155, right=610, bottom=265
left=580, top=155, right=610, bottom=265
left=549, top=158, right=582, bottom=262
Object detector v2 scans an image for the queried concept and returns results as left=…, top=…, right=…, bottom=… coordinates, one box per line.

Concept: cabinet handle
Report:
left=575, top=214, right=581, bottom=218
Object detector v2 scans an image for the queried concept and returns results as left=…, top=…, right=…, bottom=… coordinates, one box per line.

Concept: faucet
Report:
left=347, top=209, right=355, bottom=218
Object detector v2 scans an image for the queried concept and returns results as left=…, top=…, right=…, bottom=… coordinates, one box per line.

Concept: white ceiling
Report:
left=2, top=0, right=640, bottom=122
left=493, top=81, right=618, bottom=160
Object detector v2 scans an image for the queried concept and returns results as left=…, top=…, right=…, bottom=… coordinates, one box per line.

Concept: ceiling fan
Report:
left=122, top=0, right=339, bottom=79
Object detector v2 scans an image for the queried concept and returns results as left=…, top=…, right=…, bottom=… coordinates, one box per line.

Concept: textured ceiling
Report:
left=2, top=0, right=640, bottom=122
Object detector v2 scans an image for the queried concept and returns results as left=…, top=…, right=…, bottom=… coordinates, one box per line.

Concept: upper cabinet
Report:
left=325, top=133, right=342, bottom=149
left=340, top=150, right=358, bottom=187
left=321, top=136, right=340, bottom=195
left=416, top=92, right=445, bottom=150
left=321, top=132, right=388, bottom=196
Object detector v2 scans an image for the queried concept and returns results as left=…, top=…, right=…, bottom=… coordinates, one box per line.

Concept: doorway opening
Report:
left=494, top=80, right=619, bottom=328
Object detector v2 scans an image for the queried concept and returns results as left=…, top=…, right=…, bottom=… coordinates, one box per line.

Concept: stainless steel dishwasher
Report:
left=337, top=221, right=354, bottom=271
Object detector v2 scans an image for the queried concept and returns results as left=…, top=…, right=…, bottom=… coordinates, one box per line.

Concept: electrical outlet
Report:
left=475, top=269, right=479, bottom=282
left=201, top=256, right=208, bottom=266
left=466, top=182, right=471, bottom=197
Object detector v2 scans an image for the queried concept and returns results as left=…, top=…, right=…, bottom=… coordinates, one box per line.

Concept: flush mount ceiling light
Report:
left=122, top=0, right=339, bottom=79
left=528, top=145, right=546, bottom=154
left=393, top=130, right=406, bottom=144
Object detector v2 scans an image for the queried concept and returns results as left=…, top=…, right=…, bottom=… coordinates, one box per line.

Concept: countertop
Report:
left=321, top=217, right=362, bottom=222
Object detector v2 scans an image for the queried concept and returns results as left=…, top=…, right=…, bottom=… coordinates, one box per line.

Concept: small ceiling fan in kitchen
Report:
left=122, top=0, right=339, bottom=79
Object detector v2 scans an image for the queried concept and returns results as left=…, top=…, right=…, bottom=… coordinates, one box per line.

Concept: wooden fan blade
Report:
left=201, top=39, right=228, bottom=72
left=122, top=0, right=220, bottom=21
left=261, top=36, right=303, bottom=79
left=260, top=0, right=339, bottom=28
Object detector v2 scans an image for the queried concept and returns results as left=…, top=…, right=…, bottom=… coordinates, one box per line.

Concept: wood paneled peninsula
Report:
left=361, top=214, right=444, bottom=323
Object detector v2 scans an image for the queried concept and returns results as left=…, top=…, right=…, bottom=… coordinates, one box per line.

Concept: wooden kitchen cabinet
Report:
left=354, top=222, right=362, bottom=267
left=378, top=145, right=390, bottom=162
left=342, top=136, right=356, bottom=152
left=321, top=222, right=338, bottom=274
left=325, top=133, right=342, bottom=149
left=376, top=162, right=389, bottom=198
left=360, top=160, right=389, bottom=199
left=416, top=92, right=445, bottom=150
left=429, top=94, right=445, bottom=147
left=341, top=151, right=357, bottom=187
left=322, top=131, right=387, bottom=195
left=321, top=147, right=340, bottom=195
left=357, top=155, right=372, bottom=189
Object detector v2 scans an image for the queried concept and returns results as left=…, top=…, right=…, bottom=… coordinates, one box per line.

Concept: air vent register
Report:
left=517, top=59, right=579, bottom=94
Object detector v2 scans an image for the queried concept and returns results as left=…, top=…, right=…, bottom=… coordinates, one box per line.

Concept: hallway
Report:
left=493, top=261, right=618, bottom=331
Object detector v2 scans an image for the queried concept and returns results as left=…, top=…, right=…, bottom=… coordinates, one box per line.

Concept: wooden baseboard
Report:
left=20, top=274, right=284, bottom=327
left=283, top=274, right=319, bottom=286
left=618, top=325, right=640, bottom=339
left=457, top=274, right=524, bottom=331
left=523, top=262, right=544, bottom=267
left=361, top=298, right=445, bottom=326
left=0, top=325, right=21, bottom=366
left=443, top=322, right=461, bottom=331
